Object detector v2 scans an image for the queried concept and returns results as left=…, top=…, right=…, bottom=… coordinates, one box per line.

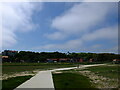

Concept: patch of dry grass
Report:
left=79, top=70, right=118, bottom=88
left=1, top=70, right=40, bottom=80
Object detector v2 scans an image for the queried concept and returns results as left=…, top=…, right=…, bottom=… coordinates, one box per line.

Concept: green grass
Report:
left=2, top=75, right=32, bottom=90
left=2, top=63, right=76, bottom=74
left=53, top=72, right=98, bottom=89
left=76, top=61, right=112, bottom=65
left=2, top=62, right=112, bottom=75
left=82, top=65, right=119, bottom=79
left=2, top=62, right=111, bottom=75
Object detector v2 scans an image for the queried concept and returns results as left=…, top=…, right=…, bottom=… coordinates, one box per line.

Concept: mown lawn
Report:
left=53, top=72, right=98, bottom=89
left=2, top=62, right=110, bottom=75
left=2, top=75, right=32, bottom=90
left=2, top=63, right=76, bottom=74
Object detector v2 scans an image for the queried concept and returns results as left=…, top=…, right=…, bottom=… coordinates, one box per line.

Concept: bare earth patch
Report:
left=1, top=70, right=40, bottom=80
left=79, top=70, right=118, bottom=88
left=52, top=71, right=62, bottom=74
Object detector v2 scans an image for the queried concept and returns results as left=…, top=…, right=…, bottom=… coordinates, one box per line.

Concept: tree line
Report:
left=2, top=50, right=120, bottom=63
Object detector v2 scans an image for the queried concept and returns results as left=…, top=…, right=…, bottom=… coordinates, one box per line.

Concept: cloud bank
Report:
left=36, top=25, right=117, bottom=51
left=1, top=2, right=118, bottom=53
left=1, top=2, right=42, bottom=48
left=41, top=2, right=118, bottom=53
left=46, top=3, right=117, bottom=40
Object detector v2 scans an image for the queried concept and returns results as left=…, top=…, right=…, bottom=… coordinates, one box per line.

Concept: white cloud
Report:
left=35, top=25, right=118, bottom=52
left=1, top=2, right=42, bottom=48
left=34, top=39, right=82, bottom=51
left=46, top=2, right=117, bottom=40
left=91, top=44, right=102, bottom=48
left=40, top=2, right=118, bottom=53
left=44, top=32, right=67, bottom=40
left=2, top=28, right=17, bottom=48
left=81, top=25, right=118, bottom=42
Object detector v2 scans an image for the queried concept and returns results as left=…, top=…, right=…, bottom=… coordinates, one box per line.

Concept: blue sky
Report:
left=1, top=2, right=118, bottom=53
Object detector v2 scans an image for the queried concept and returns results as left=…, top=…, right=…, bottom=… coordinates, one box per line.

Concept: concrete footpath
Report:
left=16, top=71, right=54, bottom=89
left=15, top=67, right=76, bottom=89
left=15, top=64, right=105, bottom=89
left=50, top=67, right=77, bottom=72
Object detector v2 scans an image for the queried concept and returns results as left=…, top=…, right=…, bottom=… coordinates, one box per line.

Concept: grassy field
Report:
left=81, top=65, right=119, bottom=79
left=2, top=75, right=32, bottom=90
left=2, top=63, right=76, bottom=75
left=53, top=72, right=98, bottom=89
left=2, top=62, right=110, bottom=75
left=76, top=64, right=119, bottom=88
left=52, top=64, right=119, bottom=89
left=2, top=63, right=119, bottom=89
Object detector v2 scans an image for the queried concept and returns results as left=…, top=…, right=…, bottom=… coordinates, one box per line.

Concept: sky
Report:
left=0, top=1, right=119, bottom=53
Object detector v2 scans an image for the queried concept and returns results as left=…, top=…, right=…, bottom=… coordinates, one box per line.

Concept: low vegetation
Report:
left=2, top=75, right=32, bottom=90
left=53, top=72, right=98, bottom=89
left=2, top=63, right=76, bottom=75
left=3, top=50, right=119, bottom=63
left=78, top=64, right=119, bottom=88
left=53, top=64, right=119, bottom=89
left=80, top=64, right=118, bottom=79
left=2, top=63, right=119, bottom=89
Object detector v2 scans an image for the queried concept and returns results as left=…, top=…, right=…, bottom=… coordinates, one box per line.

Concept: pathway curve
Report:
left=15, top=64, right=106, bottom=89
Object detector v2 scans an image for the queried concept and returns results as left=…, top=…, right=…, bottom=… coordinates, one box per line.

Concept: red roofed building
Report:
left=2, top=50, right=18, bottom=56
left=79, top=58, right=83, bottom=62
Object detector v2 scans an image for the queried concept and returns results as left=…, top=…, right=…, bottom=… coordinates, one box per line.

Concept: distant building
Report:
left=79, top=58, right=83, bottom=62
left=2, top=56, right=9, bottom=58
left=69, top=58, right=74, bottom=62
left=112, top=59, right=120, bottom=64
left=2, top=50, right=18, bottom=56
left=2, top=56, right=9, bottom=62
left=89, top=58, right=94, bottom=62
left=59, top=58, right=68, bottom=62
left=47, top=58, right=70, bottom=62
left=47, top=59, right=58, bottom=62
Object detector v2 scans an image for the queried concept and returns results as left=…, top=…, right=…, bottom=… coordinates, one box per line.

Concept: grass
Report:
left=77, top=61, right=110, bottom=65
left=2, top=63, right=118, bottom=89
left=53, top=72, right=98, bottom=89
left=2, top=63, right=76, bottom=74
left=2, top=62, right=110, bottom=75
left=82, top=65, right=119, bottom=79
left=2, top=75, right=32, bottom=90
left=2, top=62, right=76, bottom=66
left=53, top=64, right=119, bottom=89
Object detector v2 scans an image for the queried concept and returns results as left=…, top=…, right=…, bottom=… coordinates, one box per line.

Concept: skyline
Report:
left=1, top=2, right=118, bottom=53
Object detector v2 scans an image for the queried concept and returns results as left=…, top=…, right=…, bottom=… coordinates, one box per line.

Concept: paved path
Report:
left=16, top=71, right=54, bottom=89
left=50, top=67, right=77, bottom=72
left=15, top=67, right=77, bottom=89
left=50, top=64, right=106, bottom=72
left=78, top=64, right=106, bottom=68
left=15, top=64, right=105, bottom=89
